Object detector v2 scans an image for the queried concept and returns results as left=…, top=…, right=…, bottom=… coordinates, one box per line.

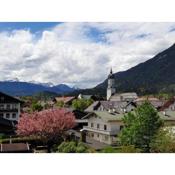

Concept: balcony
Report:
left=83, top=126, right=119, bottom=136
left=0, top=108, right=18, bottom=112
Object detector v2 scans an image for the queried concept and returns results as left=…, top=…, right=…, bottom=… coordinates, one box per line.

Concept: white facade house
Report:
left=83, top=111, right=124, bottom=145
left=0, top=92, right=22, bottom=122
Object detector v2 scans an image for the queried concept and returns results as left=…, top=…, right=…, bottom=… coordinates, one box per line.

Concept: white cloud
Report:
left=0, top=22, right=175, bottom=88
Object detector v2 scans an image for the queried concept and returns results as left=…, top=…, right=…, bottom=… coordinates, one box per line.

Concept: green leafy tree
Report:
left=56, top=100, right=64, bottom=108
left=31, top=102, right=43, bottom=112
left=150, top=128, right=175, bottom=153
left=119, top=101, right=163, bottom=152
left=72, top=99, right=93, bottom=111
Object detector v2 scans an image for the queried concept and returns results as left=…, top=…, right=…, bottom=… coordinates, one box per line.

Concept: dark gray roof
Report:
left=0, top=92, right=23, bottom=103
left=85, top=101, right=100, bottom=112
left=85, top=100, right=136, bottom=113
left=100, top=101, right=128, bottom=110
left=134, top=98, right=164, bottom=108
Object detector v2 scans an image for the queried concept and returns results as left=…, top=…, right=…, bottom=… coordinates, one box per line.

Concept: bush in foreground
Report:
left=56, top=141, right=94, bottom=153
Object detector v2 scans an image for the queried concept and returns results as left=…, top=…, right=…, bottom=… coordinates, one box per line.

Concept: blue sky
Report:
left=0, top=22, right=175, bottom=88
left=0, top=22, right=60, bottom=33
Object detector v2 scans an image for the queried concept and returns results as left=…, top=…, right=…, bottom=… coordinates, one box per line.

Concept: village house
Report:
left=0, top=92, right=22, bottom=122
left=83, top=111, right=124, bottom=145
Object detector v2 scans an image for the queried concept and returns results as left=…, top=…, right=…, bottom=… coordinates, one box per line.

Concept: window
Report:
left=91, top=133, right=94, bottom=138
left=0, top=104, right=4, bottom=110
left=97, top=134, right=99, bottom=138
left=97, top=123, right=100, bottom=129
left=0, top=113, right=3, bottom=117
left=6, top=104, right=11, bottom=110
left=6, top=113, right=10, bottom=119
left=104, top=125, right=107, bottom=130
left=12, top=104, right=17, bottom=109
left=12, top=113, right=16, bottom=118
left=91, top=123, right=94, bottom=128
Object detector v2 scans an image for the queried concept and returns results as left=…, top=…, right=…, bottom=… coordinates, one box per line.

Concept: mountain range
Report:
left=70, top=43, right=175, bottom=96
left=0, top=81, right=76, bottom=96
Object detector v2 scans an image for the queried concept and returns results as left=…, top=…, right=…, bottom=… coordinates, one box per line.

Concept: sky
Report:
left=0, top=22, right=175, bottom=88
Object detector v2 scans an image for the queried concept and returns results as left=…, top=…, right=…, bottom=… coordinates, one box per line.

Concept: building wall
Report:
left=107, top=78, right=116, bottom=100
left=87, top=131, right=117, bottom=145
left=85, top=116, right=123, bottom=144
left=0, top=103, right=20, bottom=121
left=107, top=88, right=116, bottom=101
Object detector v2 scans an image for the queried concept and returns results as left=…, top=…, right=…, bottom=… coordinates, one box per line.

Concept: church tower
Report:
left=107, top=68, right=116, bottom=100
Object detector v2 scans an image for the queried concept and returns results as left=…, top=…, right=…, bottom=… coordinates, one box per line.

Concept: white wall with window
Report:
left=0, top=103, right=20, bottom=121
left=85, top=115, right=123, bottom=144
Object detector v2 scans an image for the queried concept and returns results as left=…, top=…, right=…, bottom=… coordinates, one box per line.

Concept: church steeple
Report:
left=108, top=67, right=115, bottom=79
left=110, top=67, right=113, bottom=74
left=107, top=68, right=116, bottom=100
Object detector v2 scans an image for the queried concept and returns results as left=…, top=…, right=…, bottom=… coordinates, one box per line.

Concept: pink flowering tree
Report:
left=16, top=109, right=75, bottom=144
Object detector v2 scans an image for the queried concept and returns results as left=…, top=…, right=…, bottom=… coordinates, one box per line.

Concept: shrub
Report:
left=56, top=141, right=91, bottom=153
left=150, top=128, right=175, bottom=153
